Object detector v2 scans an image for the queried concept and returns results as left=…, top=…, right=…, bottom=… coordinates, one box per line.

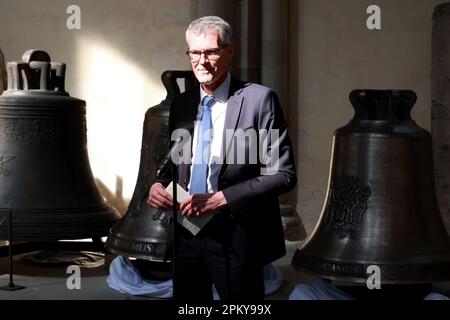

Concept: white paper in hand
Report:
left=165, top=182, right=213, bottom=235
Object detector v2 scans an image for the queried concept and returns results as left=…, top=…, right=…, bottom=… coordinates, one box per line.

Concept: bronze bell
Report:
left=292, top=89, right=450, bottom=284
left=105, top=71, right=196, bottom=264
left=0, top=50, right=120, bottom=241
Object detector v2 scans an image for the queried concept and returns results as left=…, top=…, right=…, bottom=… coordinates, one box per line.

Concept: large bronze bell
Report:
left=105, top=71, right=196, bottom=263
left=292, top=89, right=450, bottom=284
left=0, top=50, right=120, bottom=241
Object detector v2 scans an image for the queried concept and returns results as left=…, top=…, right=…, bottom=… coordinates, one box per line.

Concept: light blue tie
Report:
left=190, top=95, right=215, bottom=194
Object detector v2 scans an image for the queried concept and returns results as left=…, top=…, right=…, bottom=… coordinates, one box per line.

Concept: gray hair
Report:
left=186, top=16, right=232, bottom=46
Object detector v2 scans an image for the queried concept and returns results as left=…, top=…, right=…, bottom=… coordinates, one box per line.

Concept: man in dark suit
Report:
left=148, top=16, right=296, bottom=301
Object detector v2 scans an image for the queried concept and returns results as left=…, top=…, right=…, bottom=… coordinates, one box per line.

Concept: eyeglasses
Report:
left=185, top=44, right=228, bottom=63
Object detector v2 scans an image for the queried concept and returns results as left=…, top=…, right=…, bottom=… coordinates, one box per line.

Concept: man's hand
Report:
left=147, top=182, right=173, bottom=210
left=180, top=191, right=228, bottom=217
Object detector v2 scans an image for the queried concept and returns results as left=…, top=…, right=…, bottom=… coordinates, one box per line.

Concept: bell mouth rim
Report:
left=105, top=232, right=170, bottom=263
left=291, top=267, right=450, bottom=285
left=292, top=251, right=450, bottom=284
left=104, top=245, right=170, bottom=263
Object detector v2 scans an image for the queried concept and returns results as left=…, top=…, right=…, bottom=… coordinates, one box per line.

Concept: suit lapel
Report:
left=222, top=95, right=244, bottom=157
left=219, top=76, right=245, bottom=175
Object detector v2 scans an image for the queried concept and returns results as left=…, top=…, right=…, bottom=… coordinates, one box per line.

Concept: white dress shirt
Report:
left=188, top=72, right=231, bottom=193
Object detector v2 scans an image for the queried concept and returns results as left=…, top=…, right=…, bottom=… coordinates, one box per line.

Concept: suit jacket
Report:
left=159, top=75, right=297, bottom=266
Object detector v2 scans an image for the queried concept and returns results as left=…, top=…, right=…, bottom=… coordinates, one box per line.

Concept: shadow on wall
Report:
left=96, top=176, right=130, bottom=217
left=0, top=49, right=6, bottom=94
left=280, top=204, right=307, bottom=242
left=0, top=53, right=5, bottom=253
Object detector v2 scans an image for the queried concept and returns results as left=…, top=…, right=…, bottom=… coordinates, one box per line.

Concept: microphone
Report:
left=156, top=135, right=184, bottom=178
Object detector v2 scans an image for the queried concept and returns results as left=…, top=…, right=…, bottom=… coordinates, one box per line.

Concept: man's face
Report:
left=186, top=29, right=234, bottom=89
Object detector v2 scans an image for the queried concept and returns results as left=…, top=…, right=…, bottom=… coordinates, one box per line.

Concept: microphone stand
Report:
left=157, top=137, right=184, bottom=299
left=170, top=161, right=178, bottom=301
left=0, top=211, right=26, bottom=291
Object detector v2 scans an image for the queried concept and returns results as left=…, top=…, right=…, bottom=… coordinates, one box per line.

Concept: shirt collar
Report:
left=199, top=72, right=231, bottom=104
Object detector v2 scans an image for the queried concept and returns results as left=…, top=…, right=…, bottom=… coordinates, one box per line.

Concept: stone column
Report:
left=261, top=0, right=289, bottom=113
left=197, top=0, right=288, bottom=114
left=234, top=0, right=261, bottom=83
left=432, top=3, right=450, bottom=233
left=198, top=0, right=234, bottom=23
left=197, top=0, right=262, bottom=84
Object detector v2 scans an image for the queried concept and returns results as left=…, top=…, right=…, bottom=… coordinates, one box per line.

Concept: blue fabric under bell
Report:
left=289, top=278, right=450, bottom=300
left=289, top=278, right=353, bottom=300
left=423, top=292, right=449, bottom=300
left=107, top=256, right=172, bottom=299
left=107, top=257, right=284, bottom=299
left=263, top=263, right=284, bottom=295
